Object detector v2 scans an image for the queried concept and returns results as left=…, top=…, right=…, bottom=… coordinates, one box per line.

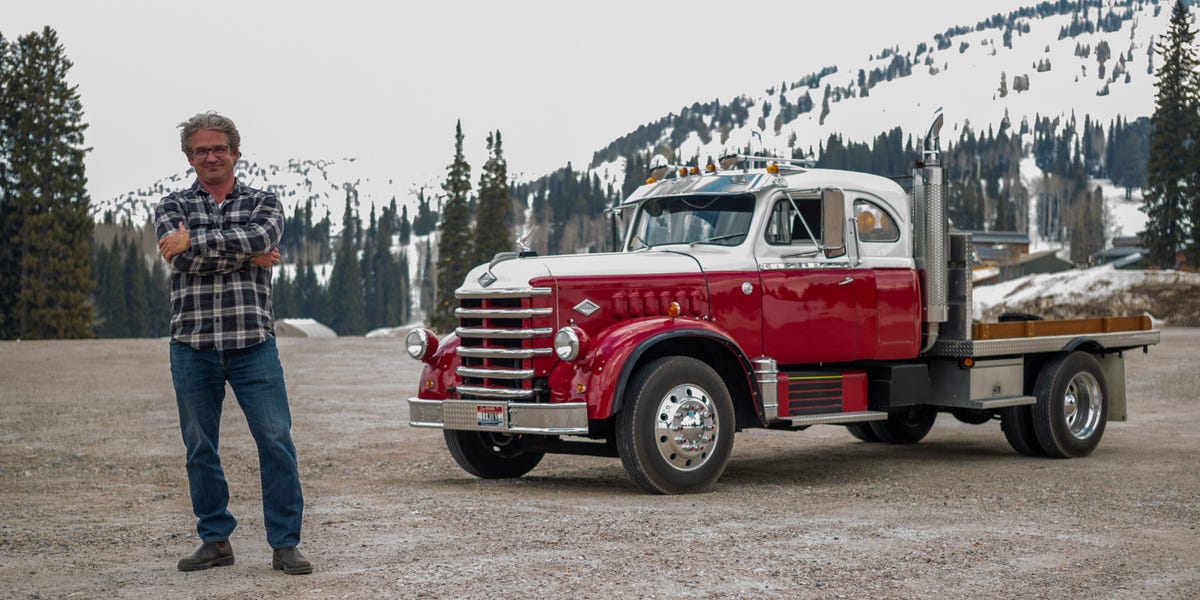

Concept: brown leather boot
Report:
left=177, top=540, right=234, bottom=571
left=272, top=546, right=313, bottom=575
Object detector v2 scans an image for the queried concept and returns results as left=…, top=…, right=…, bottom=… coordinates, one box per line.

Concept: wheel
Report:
left=845, top=422, right=881, bottom=442
left=443, top=430, right=544, bottom=478
left=1000, top=404, right=1045, bottom=456
left=615, top=356, right=735, bottom=494
left=1032, top=352, right=1108, bottom=458
left=868, top=405, right=936, bottom=444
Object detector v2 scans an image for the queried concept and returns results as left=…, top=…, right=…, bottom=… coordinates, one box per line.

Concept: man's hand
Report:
left=249, top=248, right=281, bottom=268
left=159, top=222, right=191, bottom=260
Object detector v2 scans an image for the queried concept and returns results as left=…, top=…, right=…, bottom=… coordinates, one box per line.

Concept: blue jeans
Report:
left=170, top=337, right=303, bottom=548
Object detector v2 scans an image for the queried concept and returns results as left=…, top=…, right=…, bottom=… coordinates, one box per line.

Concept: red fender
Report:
left=414, top=334, right=461, bottom=400
left=548, top=316, right=753, bottom=420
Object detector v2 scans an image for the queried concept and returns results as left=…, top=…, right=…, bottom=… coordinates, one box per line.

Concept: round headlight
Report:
left=406, top=328, right=436, bottom=360
left=554, top=327, right=583, bottom=361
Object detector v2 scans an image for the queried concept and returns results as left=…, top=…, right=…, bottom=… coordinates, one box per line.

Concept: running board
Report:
left=781, top=410, right=889, bottom=426
left=931, top=396, right=1036, bottom=410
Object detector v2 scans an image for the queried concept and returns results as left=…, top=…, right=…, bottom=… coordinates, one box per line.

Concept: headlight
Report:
left=554, top=326, right=588, bottom=361
left=406, top=328, right=438, bottom=361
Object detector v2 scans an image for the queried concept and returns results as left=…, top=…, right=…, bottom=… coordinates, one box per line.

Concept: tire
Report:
left=443, top=430, right=545, bottom=479
left=845, top=423, right=881, bottom=442
left=615, top=356, right=735, bottom=494
left=868, top=405, right=936, bottom=444
left=1000, top=404, right=1045, bottom=456
left=1031, top=351, right=1108, bottom=458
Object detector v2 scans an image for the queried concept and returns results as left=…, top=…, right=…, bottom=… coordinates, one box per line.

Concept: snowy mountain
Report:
left=92, top=0, right=1168, bottom=244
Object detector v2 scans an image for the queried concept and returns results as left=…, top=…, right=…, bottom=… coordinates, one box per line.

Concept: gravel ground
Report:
left=1, top=330, right=1198, bottom=599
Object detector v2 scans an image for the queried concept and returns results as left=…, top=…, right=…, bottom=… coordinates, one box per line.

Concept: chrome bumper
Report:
left=408, top=398, right=589, bottom=434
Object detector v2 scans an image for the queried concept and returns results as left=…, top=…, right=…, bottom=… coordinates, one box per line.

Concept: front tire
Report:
left=1032, top=352, right=1108, bottom=458
left=444, top=430, right=545, bottom=478
left=616, top=356, right=735, bottom=494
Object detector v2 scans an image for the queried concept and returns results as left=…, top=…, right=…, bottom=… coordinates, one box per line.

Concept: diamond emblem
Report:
left=573, top=299, right=600, bottom=317
left=477, top=270, right=497, bottom=287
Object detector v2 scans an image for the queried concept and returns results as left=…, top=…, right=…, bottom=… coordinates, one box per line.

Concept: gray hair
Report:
left=178, top=111, right=241, bottom=155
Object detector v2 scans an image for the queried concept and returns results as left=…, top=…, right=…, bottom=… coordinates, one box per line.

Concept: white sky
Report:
left=6, top=0, right=1040, bottom=202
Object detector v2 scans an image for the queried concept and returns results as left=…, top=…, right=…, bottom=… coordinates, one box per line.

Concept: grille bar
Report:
left=456, top=327, right=553, bottom=339
left=455, top=307, right=554, bottom=319
left=457, top=367, right=534, bottom=380
left=456, top=385, right=536, bottom=399
left=456, top=347, right=553, bottom=359
left=456, top=287, right=552, bottom=299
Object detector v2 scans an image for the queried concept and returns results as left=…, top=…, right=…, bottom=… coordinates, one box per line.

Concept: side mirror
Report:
left=822, top=188, right=846, bottom=258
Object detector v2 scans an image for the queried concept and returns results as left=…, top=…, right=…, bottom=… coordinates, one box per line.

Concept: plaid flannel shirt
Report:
left=154, top=180, right=284, bottom=351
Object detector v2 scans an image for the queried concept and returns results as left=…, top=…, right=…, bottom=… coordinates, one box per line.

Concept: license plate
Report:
left=476, top=404, right=504, bottom=427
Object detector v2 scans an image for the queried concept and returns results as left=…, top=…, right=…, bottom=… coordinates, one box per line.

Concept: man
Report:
left=154, top=112, right=311, bottom=575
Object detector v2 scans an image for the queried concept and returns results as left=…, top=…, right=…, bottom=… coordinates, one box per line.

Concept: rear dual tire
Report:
left=1001, top=351, right=1108, bottom=458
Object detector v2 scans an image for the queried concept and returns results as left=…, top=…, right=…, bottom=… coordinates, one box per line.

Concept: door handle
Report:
left=838, top=277, right=853, bottom=286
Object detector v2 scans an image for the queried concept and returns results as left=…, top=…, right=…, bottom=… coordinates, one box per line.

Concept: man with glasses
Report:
left=154, top=112, right=312, bottom=575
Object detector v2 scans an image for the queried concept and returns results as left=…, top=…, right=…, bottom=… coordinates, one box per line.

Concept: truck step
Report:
left=961, top=395, right=1036, bottom=410
left=781, top=410, right=889, bottom=426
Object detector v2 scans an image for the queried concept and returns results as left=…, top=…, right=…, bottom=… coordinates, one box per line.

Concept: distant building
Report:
left=999, top=249, right=1074, bottom=281
left=961, top=230, right=1030, bottom=265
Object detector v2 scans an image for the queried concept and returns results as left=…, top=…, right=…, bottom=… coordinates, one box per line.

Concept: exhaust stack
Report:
left=915, top=111, right=948, bottom=353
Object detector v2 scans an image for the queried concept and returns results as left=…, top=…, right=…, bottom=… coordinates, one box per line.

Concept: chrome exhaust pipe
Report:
left=918, top=111, right=947, bottom=353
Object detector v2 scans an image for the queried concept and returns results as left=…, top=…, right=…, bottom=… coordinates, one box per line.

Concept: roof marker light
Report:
left=767, top=163, right=780, bottom=174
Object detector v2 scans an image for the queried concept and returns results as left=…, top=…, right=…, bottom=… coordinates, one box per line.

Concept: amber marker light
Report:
left=667, top=302, right=681, bottom=318
left=766, top=163, right=780, bottom=174
left=962, top=357, right=975, bottom=368
left=678, top=167, right=688, bottom=177
left=706, top=164, right=716, bottom=172
left=689, top=166, right=700, bottom=175
left=645, top=177, right=657, bottom=184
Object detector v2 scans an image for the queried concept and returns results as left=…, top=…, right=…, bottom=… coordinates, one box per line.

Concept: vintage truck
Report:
left=404, top=114, right=1160, bottom=494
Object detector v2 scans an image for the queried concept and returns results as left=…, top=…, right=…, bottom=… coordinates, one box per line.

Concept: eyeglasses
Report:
left=190, top=145, right=230, bottom=159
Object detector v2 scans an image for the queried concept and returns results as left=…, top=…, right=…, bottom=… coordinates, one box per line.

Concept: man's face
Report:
left=186, top=129, right=238, bottom=187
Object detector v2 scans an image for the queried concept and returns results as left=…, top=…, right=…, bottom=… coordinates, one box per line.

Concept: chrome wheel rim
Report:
left=653, top=383, right=718, bottom=471
left=1064, top=372, right=1103, bottom=440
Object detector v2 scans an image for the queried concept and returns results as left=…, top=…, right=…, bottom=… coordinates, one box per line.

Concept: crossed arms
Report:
left=154, top=194, right=284, bottom=275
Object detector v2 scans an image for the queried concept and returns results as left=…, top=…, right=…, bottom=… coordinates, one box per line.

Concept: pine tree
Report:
left=1145, top=0, right=1200, bottom=267
left=432, top=120, right=474, bottom=332
left=474, top=130, right=513, bottom=264
left=122, top=237, right=148, bottom=336
left=1, top=28, right=95, bottom=338
left=327, top=193, right=366, bottom=335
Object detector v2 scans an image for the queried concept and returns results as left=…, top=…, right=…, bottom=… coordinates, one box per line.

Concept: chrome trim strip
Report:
left=455, top=385, right=535, bottom=399
left=455, top=307, right=554, bottom=319
left=783, top=410, right=889, bottom=426
left=455, top=347, right=553, bottom=359
left=455, top=327, right=553, bottom=339
left=457, top=367, right=534, bottom=380
left=456, top=287, right=552, bottom=299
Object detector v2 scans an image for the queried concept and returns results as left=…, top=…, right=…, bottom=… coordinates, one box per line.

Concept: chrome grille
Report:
left=454, top=286, right=553, bottom=400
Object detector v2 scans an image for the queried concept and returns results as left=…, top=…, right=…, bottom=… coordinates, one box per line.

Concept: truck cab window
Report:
left=765, top=197, right=822, bottom=245
left=855, top=199, right=899, bottom=243
left=630, top=194, right=754, bottom=249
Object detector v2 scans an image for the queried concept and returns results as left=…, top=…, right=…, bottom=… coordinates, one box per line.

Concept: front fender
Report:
left=548, top=316, right=751, bottom=420
left=415, top=334, right=461, bottom=400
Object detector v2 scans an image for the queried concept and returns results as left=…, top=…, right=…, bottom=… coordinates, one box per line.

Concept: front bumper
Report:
left=408, top=398, right=589, bottom=434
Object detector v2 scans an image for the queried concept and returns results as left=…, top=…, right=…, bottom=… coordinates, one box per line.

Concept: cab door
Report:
left=756, top=191, right=862, bottom=364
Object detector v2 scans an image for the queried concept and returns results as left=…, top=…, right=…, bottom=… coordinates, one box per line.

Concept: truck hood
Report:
left=458, top=251, right=702, bottom=294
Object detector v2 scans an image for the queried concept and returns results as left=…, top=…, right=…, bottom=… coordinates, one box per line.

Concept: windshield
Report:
left=627, top=194, right=755, bottom=250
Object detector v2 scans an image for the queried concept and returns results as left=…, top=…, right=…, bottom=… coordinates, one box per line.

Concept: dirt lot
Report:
left=1, top=330, right=1198, bottom=599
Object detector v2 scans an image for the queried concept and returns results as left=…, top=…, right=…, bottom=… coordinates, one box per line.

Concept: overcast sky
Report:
left=6, top=1, right=1039, bottom=202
